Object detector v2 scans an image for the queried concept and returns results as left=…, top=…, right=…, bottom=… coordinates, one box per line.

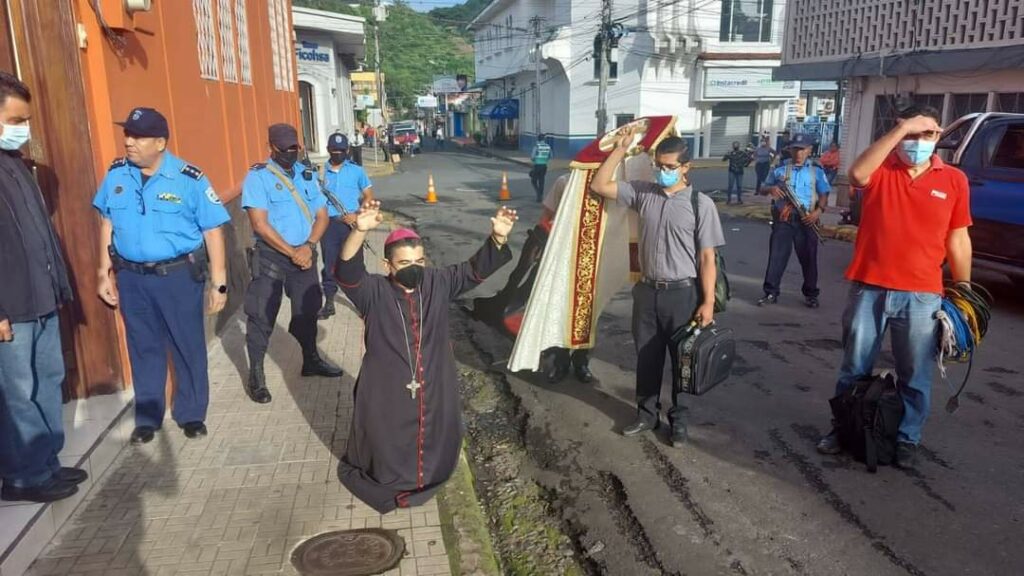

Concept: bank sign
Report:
left=703, top=67, right=798, bottom=100
left=296, top=41, right=332, bottom=69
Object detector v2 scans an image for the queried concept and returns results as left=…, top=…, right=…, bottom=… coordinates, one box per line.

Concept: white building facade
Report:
left=470, top=0, right=795, bottom=158
left=292, top=7, right=366, bottom=157
left=777, top=0, right=1024, bottom=176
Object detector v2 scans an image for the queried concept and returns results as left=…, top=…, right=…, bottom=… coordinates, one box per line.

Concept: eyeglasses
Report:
left=653, top=162, right=683, bottom=171
left=135, top=188, right=146, bottom=215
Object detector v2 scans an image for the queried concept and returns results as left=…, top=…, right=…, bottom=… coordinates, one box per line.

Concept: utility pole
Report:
left=530, top=16, right=544, bottom=139
left=595, top=0, right=612, bottom=135
left=373, top=1, right=389, bottom=125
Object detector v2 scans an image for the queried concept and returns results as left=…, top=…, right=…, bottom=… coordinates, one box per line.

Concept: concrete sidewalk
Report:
left=24, top=226, right=454, bottom=576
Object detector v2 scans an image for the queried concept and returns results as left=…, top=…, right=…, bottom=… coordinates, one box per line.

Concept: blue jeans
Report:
left=0, top=312, right=65, bottom=487
left=835, top=283, right=941, bottom=444
left=727, top=170, right=744, bottom=201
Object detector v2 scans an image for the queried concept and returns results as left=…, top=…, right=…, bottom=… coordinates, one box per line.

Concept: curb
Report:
left=438, top=448, right=504, bottom=576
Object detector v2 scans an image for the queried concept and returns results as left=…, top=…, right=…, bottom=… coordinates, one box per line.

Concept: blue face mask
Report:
left=896, top=139, right=936, bottom=166
left=0, top=123, right=30, bottom=151
left=656, top=168, right=680, bottom=188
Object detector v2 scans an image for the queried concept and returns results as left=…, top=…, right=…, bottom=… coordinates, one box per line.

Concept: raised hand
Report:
left=897, top=115, right=942, bottom=137
left=355, top=200, right=384, bottom=232
left=490, top=206, right=518, bottom=240
left=615, top=125, right=637, bottom=151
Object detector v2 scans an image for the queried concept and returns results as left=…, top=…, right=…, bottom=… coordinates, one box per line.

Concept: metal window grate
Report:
left=277, top=0, right=294, bottom=92
left=237, top=0, right=252, bottom=85
left=219, top=0, right=238, bottom=83
left=194, top=0, right=219, bottom=80
left=786, top=0, right=1024, bottom=63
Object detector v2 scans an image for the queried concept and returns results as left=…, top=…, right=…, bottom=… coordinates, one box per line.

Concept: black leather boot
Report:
left=301, top=350, right=344, bottom=378
left=318, top=299, right=336, bottom=320
left=246, top=363, right=272, bottom=404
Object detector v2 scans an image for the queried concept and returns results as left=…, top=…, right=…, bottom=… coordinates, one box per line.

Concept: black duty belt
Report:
left=641, top=277, right=695, bottom=291
left=110, top=245, right=203, bottom=277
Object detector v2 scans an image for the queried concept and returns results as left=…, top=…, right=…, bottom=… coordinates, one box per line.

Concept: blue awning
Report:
left=478, top=99, right=519, bottom=119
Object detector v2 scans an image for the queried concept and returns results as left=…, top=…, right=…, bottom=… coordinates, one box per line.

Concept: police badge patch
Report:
left=275, top=183, right=283, bottom=190
left=114, top=185, right=124, bottom=195
left=205, top=187, right=222, bottom=204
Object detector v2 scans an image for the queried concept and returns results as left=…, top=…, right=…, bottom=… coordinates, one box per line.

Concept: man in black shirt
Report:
left=0, top=71, right=83, bottom=503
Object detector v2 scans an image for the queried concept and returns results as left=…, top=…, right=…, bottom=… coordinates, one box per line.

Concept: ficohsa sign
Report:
left=296, top=41, right=331, bottom=64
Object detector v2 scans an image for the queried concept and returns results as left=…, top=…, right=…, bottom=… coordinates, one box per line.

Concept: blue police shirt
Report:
left=92, top=152, right=230, bottom=263
left=241, top=159, right=327, bottom=246
left=323, top=160, right=372, bottom=218
left=764, top=160, right=831, bottom=210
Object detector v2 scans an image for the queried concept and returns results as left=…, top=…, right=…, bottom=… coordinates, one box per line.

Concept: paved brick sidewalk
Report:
left=26, top=227, right=454, bottom=576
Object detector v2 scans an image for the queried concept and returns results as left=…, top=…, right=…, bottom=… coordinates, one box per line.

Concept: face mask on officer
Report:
left=329, top=151, right=348, bottom=166
left=0, top=122, right=30, bottom=151
left=273, top=146, right=299, bottom=170
left=385, top=243, right=427, bottom=290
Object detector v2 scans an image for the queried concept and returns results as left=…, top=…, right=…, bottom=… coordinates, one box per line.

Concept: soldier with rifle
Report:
left=757, top=133, right=831, bottom=309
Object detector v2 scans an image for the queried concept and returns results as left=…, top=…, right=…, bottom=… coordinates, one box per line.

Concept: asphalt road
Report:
left=378, top=148, right=1024, bottom=576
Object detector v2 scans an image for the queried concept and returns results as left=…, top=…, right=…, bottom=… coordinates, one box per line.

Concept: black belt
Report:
left=115, top=253, right=192, bottom=275
left=641, top=277, right=694, bottom=290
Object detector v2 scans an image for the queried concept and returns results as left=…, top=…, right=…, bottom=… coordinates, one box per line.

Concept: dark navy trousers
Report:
left=320, top=218, right=352, bottom=301
left=117, top=266, right=209, bottom=428
left=762, top=211, right=820, bottom=299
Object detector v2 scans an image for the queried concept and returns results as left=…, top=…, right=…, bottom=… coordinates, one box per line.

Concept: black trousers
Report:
left=631, top=282, right=698, bottom=426
left=762, top=211, right=819, bottom=299
left=351, top=146, right=363, bottom=166
left=530, top=164, right=547, bottom=200
left=245, top=243, right=322, bottom=368
left=550, top=348, right=590, bottom=368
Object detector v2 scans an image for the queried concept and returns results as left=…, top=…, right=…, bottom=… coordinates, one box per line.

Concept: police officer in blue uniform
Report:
left=243, top=124, right=343, bottom=404
left=318, top=132, right=373, bottom=320
left=758, top=133, right=831, bottom=308
left=94, top=107, right=230, bottom=444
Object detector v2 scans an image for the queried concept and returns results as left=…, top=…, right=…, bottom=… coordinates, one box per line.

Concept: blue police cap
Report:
left=115, top=107, right=169, bottom=139
left=327, top=132, right=349, bottom=151
left=788, top=133, right=815, bottom=149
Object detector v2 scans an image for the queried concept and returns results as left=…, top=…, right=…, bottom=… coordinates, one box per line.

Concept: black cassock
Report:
left=336, top=237, right=511, bottom=513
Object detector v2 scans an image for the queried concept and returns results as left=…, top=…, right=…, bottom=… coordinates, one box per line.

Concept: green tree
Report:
left=295, top=0, right=474, bottom=118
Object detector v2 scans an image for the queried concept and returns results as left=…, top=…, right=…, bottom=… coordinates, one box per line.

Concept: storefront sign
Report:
left=296, top=40, right=332, bottom=72
left=703, top=67, right=798, bottom=100
left=416, top=95, right=438, bottom=108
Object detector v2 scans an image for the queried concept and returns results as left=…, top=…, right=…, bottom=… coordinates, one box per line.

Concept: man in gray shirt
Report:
left=591, top=126, right=725, bottom=446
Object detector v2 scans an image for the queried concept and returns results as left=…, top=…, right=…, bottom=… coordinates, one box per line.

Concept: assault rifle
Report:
left=776, top=176, right=826, bottom=244
left=305, top=153, right=378, bottom=257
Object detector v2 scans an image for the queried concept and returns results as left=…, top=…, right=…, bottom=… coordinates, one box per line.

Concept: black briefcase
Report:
left=671, top=322, right=736, bottom=396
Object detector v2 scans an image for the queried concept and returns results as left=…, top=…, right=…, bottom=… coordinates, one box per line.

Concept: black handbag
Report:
left=671, top=322, right=736, bottom=396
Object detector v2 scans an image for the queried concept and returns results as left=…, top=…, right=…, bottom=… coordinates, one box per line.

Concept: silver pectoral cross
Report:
left=406, top=380, right=422, bottom=399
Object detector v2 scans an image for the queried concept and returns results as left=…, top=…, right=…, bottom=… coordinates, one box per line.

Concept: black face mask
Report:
left=329, top=152, right=347, bottom=166
left=393, top=265, right=425, bottom=289
left=273, top=149, right=299, bottom=170
left=732, top=145, right=740, bottom=151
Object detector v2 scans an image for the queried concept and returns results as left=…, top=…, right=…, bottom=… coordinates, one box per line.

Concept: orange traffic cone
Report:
left=498, top=171, right=511, bottom=201
left=426, top=173, right=438, bottom=204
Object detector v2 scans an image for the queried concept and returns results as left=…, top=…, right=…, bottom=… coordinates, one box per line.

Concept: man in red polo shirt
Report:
left=816, top=105, right=973, bottom=468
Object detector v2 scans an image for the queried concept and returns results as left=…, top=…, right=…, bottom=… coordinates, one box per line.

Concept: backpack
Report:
left=691, top=190, right=731, bottom=312
left=828, top=373, right=904, bottom=473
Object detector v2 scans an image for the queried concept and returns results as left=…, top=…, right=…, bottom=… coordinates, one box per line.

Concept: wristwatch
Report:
left=216, top=284, right=228, bottom=294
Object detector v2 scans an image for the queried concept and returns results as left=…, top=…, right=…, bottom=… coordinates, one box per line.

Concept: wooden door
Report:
left=4, top=0, right=123, bottom=397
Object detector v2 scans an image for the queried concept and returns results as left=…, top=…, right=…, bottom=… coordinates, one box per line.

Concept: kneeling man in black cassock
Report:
left=336, top=200, right=517, bottom=513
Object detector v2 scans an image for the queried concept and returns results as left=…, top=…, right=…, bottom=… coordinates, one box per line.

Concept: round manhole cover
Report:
left=291, top=528, right=406, bottom=576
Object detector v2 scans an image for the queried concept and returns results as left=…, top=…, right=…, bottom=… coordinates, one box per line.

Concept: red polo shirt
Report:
left=845, top=154, right=972, bottom=294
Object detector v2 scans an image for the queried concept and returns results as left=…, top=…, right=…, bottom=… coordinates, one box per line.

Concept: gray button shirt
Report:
left=616, top=180, right=726, bottom=281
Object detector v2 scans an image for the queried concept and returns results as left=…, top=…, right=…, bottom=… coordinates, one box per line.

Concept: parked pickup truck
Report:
left=938, top=113, right=1024, bottom=288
